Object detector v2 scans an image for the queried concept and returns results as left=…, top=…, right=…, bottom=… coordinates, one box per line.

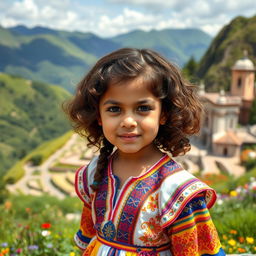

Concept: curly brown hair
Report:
left=64, top=48, right=202, bottom=190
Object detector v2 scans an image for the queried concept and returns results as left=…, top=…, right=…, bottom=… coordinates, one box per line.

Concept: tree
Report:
left=249, top=99, right=256, bottom=125
left=182, top=56, right=199, bottom=83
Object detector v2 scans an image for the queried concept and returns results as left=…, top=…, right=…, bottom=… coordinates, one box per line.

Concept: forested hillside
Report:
left=0, top=73, right=71, bottom=176
left=197, top=15, right=256, bottom=91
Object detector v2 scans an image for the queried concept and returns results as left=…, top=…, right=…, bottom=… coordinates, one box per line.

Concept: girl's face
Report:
left=99, top=78, right=164, bottom=156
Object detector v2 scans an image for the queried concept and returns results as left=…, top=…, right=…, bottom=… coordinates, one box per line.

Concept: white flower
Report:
left=41, top=230, right=51, bottom=237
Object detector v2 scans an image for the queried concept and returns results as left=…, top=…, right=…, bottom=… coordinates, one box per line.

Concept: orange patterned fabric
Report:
left=80, top=206, right=96, bottom=238
left=168, top=194, right=222, bottom=256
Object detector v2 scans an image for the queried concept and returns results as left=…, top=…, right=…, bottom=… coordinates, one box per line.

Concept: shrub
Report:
left=29, top=154, right=43, bottom=166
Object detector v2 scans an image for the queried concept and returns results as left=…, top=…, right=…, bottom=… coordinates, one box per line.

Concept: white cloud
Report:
left=10, top=0, right=39, bottom=19
left=0, top=0, right=255, bottom=37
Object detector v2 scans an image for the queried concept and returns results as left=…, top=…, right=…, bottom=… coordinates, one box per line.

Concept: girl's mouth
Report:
left=119, top=134, right=140, bottom=141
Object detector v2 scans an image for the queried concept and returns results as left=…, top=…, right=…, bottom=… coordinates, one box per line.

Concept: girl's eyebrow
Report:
left=103, top=100, right=120, bottom=105
left=103, top=99, right=155, bottom=106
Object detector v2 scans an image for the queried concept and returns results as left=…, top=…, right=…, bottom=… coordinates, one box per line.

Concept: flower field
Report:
left=0, top=176, right=255, bottom=255
left=211, top=177, right=256, bottom=254
left=0, top=195, right=82, bottom=256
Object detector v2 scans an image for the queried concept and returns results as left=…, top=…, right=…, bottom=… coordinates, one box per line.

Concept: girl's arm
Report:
left=167, top=193, right=225, bottom=256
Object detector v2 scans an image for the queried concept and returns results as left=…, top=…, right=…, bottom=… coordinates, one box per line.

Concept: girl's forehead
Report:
left=107, top=78, right=154, bottom=95
left=100, top=78, right=160, bottom=104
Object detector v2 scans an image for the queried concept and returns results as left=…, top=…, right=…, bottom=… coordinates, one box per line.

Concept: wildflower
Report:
left=229, top=190, right=237, bottom=197
left=237, top=248, right=246, bottom=253
left=228, top=248, right=233, bottom=253
left=0, top=243, right=8, bottom=248
left=26, top=208, right=31, bottom=213
left=222, top=235, right=227, bottom=240
left=229, top=229, right=237, bottom=235
left=4, top=201, right=12, bottom=210
left=238, top=236, right=245, bottom=243
left=217, top=199, right=223, bottom=205
left=42, top=230, right=51, bottom=237
left=16, top=248, right=22, bottom=254
left=246, top=237, right=254, bottom=244
left=28, top=245, right=39, bottom=251
left=70, top=252, right=75, bottom=256
left=41, top=223, right=51, bottom=229
left=46, top=243, right=53, bottom=248
left=1, top=248, right=10, bottom=254
left=228, top=239, right=236, bottom=246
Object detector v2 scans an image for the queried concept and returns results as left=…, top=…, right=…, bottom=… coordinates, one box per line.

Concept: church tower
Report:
left=231, top=50, right=255, bottom=124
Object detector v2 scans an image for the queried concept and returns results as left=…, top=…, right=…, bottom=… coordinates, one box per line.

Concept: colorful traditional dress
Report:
left=74, top=154, right=225, bottom=256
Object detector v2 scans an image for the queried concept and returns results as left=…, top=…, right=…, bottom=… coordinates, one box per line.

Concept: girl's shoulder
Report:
left=159, top=159, right=217, bottom=226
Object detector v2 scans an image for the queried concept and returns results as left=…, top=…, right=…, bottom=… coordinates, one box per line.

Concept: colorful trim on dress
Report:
left=160, top=170, right=216, bottom=228
left=97, top=235, right=170, bottom=253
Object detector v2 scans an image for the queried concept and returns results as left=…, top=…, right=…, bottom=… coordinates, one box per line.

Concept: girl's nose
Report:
left=121, top=116, right=137, bottom=128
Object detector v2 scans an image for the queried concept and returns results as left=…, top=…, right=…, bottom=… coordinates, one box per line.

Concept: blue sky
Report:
left=0, top=0, right=255, bottom=37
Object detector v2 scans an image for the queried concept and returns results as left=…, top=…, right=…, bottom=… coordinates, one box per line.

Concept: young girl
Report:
left=65, top=48, right=225, bottom=256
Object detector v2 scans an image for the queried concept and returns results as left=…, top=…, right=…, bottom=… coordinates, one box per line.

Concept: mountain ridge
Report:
left=0, top=25, right=212, bottom=91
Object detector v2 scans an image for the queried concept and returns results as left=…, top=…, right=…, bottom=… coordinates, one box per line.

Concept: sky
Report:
left=0, top=0, right=255, bottom=38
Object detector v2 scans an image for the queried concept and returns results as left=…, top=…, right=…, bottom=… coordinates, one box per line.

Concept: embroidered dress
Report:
left=74, top=154, right=226, bottom=256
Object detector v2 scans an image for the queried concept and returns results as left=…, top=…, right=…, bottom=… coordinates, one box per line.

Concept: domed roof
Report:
left=232, top=50, right=255, bottom=71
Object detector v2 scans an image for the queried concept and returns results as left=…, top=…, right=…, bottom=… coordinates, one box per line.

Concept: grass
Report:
left=0, top=195, right=82, bottom=255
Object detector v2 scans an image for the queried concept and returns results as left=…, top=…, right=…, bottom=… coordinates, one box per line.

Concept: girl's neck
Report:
left=111, top=144, right=165, bottom=187
left=115, top=144, right=163, bottom=163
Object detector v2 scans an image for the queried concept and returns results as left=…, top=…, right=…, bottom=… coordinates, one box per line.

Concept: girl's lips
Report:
left=118, top=134, right=140, bottom=141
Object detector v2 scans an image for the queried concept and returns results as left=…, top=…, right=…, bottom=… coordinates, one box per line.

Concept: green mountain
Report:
left=197, top=15, right=256, bottom=91
left=111, top=28, right=211, bottom=65
left=0, top=25, right=211, bottom=91
left=0, top=25, right=121, bottom=92
left=0, top=73, right=71, bottom=176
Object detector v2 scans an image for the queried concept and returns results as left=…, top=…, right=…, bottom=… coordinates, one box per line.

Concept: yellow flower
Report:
left=229, top=190, right=238, bottom=197
left=222, top=235, right=228, bottom=240
left=228, top=248, right=233, bottom=253
left=228, top=239, right=236, bottom=246
left=246, top=237, right=254, bottom=244
left=70, top=252, right=75, bottom=256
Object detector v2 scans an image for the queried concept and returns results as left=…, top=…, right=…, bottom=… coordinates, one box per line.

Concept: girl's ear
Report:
left=160, top=112, right=167, bottom=125
left=97, top=116, right=102, bottom=126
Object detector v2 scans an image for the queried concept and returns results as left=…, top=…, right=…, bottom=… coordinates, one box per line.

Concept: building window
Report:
left=230, top=119, right=233, bottom=129
left=223, top=147, right=228, bottom=156
left=237, top=77, right=242, bottom=88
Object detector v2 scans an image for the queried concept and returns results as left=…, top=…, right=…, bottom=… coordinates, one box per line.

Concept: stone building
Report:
left=230, top=51, right=255, bottom=124
left=199, top=52, right=255, bottom=157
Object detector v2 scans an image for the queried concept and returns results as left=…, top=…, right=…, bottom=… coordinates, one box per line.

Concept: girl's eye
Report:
left=107, top=106, right=121, bottom=113
left=137, top=105, right=152, bottom=112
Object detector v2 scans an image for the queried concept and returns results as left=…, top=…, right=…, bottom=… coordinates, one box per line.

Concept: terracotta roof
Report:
left=213, top=131, right=242, bottom=145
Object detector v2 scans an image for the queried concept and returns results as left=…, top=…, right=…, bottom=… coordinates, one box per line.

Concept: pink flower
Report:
left=16, top=248, right=22, bottom=254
